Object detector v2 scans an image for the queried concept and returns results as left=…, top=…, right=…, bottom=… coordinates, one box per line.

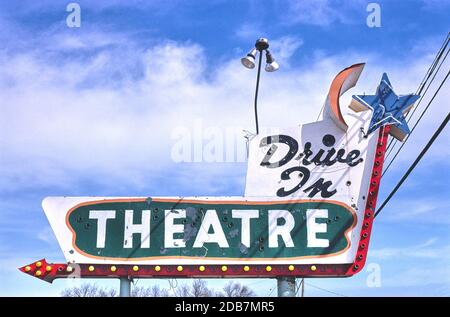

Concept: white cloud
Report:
left=369, top=238, right=449, bottom=260
left=361, top=238, right=450, bottom=291
left=37, top=226, right=58, bottom=245
left=376, top=195, right=450, bottom=225
left=0, top=19, right=447, bottom=198
left=279, top=0, right=365, bottom=26
left=380, top=266, right=450, bottom=289
left=234, top=23, right=265, bottom=41
left=270, top=36, right=303, bottom=68
left=0, top=2, right=448, bottom=298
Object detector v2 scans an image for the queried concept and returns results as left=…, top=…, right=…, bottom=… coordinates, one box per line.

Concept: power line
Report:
left=384, top=33, right=449, bottom=157
left=304, top=281, right=347, bottom=297
left=415, top=33, right=449, bottom=99
left=406, top=42, right=449, bottom=123
left=417, top=33, right=449, bottom=95
left=375, top=112, right=450, bottom=218
left=294, top=278, right=304, bottom=297
left=385, top=46, right=449, bottom=161
left=381, top=69, right=449, bottom=177
left=316, top=103, right=325, bottom=121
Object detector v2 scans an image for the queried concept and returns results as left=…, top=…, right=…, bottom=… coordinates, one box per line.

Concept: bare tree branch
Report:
left=61, top=280, right=255, bottom=297
left=61, top=283, right=117, bottom=297
left=222, top=281, right=255, bottom=297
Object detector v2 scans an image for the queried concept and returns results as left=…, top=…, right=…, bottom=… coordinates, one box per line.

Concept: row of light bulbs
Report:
left=26, top=262, right=319, bottom=276
left=84, top=264, right=317, bottom=273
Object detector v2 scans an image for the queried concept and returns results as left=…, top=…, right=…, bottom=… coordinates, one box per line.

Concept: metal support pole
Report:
left=253, top=50, right=263, bottom=135
left=119, top=277, right=131, bottom=297
left=301, top=278, right=305, bottom=297
left=277, top=276, right=296, bottom=297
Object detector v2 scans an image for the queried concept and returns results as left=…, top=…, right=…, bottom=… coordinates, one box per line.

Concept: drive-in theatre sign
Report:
left=20, top=63, right=419, bottom=282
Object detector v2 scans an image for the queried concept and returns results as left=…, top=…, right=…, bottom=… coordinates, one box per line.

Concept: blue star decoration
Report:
left=349, top=73, right=420, bottom=141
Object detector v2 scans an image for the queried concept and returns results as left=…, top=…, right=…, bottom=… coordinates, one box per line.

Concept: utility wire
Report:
left=267, top=286, right=275, bottom=297
left=384, top=33, right=449, bottom=157
left=316, top=103, right=325, bottom=121
left=295, top=278, right=304, bottom=296
left=375, top=112, right=450, bottom=218
left=405, top=38, right=449, bottom=122
left=385, top=45, right=449, bottom=160
left=382, top=69, right=449, bottom=177
left=416, top=33, right=449, bottom=96
left=304, top=281, right=347, bottom=297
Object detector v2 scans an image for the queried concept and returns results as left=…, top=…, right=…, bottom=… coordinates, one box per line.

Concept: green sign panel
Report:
left=67, top=199, right=356, bottom=260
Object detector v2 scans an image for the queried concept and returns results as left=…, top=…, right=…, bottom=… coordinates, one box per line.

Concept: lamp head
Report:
left=241, top=39, right=279, bottom=71
left=241, top=48, right=257, bottom=69
left=265, top=50, right=279, bottom=72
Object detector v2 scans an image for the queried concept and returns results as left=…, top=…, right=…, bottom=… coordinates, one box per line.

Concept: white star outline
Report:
left=353, top=94, right=402, bottom=130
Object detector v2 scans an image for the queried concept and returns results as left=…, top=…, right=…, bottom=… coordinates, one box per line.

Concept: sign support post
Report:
left=277, top=277, right=296, bottom=297
left=119, top=277, right=131, bottom=297
left=301, top=278, right=305, bottom=297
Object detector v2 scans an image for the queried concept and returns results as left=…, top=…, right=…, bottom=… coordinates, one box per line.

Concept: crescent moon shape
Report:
left=324, top=63, right=365, bottom=131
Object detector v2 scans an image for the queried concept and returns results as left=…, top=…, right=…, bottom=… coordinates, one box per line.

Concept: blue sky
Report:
left=0, top=0, right=449, bottom=296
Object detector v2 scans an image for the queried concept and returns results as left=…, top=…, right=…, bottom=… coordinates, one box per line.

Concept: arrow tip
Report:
left=19, top=258, right=54, bottom=283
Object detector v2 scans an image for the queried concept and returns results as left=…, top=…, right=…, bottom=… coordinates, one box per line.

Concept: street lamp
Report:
left=241, top=38, right=279, bottom=134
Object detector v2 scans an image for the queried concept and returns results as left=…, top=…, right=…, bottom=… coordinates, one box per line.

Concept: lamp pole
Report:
left=254, top=50, right=263, bottom=134
left=241, top=39, right=292, bottom=297
left=241, top=38, right=279, bottom=135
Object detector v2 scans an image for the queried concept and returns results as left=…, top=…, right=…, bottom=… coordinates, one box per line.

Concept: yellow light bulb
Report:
left=288, top=265, right=295, bottom=271
left=155, top=266, right=161, bottom=272
left=199, top=266, right=205, bottom=272
left=88, top=265, right=95, bottom=272
left=35, top=261, right=42, bottom=268
left=243, top=266, right=250, bottom=272
left=110, top=266, right=117, bottom=272
left=35, top=270, right=42, bottom=276
left=177, top=265, right=183, bottom=272
left=266, top=265, right=272, bottom=272
left=46, top=265, right=52, bottom=272
left=25, top=266, right=31, bottom=272
left=221, top=265, right=227, bottom=272
left=133, top=265, right=139, bottom=272
left=311, top=265, right=317, bottom=271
